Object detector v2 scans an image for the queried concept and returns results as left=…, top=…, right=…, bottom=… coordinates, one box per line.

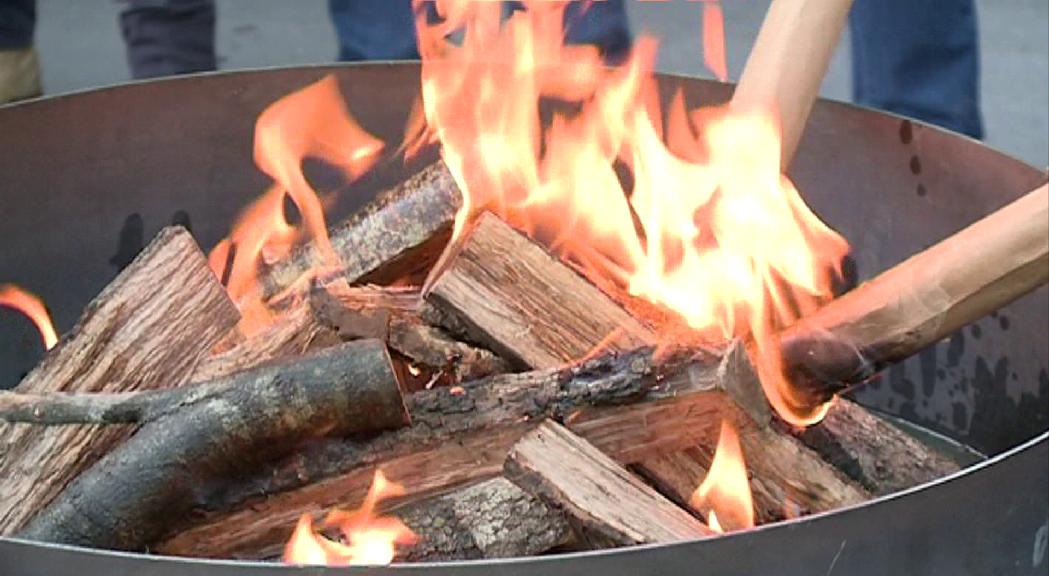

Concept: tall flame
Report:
left=689, top=419, right=754, bottom=532
left=0, top=284, right=57, bottom=350
left=702, top=0, right=728, bottom=82
left=211, top=75, right=385, bottom=336
left=414, top=1, right=849, bottom=425
left=283, top=470, right=417, bottom=566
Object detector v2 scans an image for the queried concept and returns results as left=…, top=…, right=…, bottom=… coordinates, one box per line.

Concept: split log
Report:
left=18, top=340, right=408, bottom=551
left=425, top=212, right=653, bottom=368
left=192, top=304, right=340, bottom=383
left=311, top=283, right=509, bottom=382
left=781, top=183, right=1049, bottom=412
left=394, top=477, right=572, bottom=562
left=262, top=160, right=461, bottom=299
left=0, top=226, right=240, bottom=534
left=505, top=421, right=713, bottom=547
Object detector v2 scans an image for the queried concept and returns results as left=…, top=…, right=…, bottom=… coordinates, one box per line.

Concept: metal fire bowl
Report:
left=0, top=63, right=1046, bottom=575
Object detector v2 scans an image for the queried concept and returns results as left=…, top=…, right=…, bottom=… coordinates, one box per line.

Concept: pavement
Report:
left=31, top=0, right=1049, bottom=167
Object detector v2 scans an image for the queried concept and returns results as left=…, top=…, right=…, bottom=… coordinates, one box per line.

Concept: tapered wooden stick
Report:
left=781, top=183, right=1049, bottom=412
left=732, top=0, right=854, bottom=168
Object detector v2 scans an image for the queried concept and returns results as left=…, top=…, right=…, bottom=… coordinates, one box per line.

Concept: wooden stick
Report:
left=505, top=421, right=714, bottom=547
left=0, top=227, right=240, bottom=535
left=425, top=212, right=653, bottom=369
left=262, top=160, right=461, bottom=299
left=780, top=183, right=1049, bottom=411
left=18, top=340, right=408, bottom=551
left=394, top=477, right=572, bottom=562
left=732, top=0, right=855, bottom=167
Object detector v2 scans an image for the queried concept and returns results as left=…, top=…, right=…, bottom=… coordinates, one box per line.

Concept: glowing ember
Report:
left=283, top=470, right=417, bottom=566
left=689, top=419, right=754, bottom=532
left=0, top=284, right=57, bottom=350
left=414, top=1, right=849, bottom=425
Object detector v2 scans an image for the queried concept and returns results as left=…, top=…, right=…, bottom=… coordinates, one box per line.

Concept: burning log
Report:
left=311, top=283, right=510, bottom=382
left=156, top=346, right=725, bottom=559
left=192, top=304, right=340, bottom=383
left=17, top=340, right=408, bottom=551
left=394, top=477, right=572, bottom=562
left=262, top=160, right=461, bottom=299
left=0, top=227, right=240, bottom=534
left=505, top=421, right=714, bottom=547
left=424, top=212, right=653, bottom=368
left=781, top=183, right=1049, bottom=412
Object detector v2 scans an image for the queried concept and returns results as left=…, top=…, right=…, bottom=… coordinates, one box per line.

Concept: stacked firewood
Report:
left=0, top=160, right=975, bottom=562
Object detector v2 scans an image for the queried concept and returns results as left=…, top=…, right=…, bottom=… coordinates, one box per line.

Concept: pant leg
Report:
left=120, top=0, right=216, bottom=79
left=328, top=0, right=419, bottom=62
left=850, top=0, right=984, bottom=138
left=563, top=0, right=632, bottom=64
left=0, top=0, right=35, bottom=49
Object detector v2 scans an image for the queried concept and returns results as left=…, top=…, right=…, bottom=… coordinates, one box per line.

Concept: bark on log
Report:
left=157, top=347, right=726, bottom=559
left=425, top=212, right=653, bottom=368
left=262, top=160, right=461, bottom=299
left=505, top=421, right=713, bottom=548
left=394, top=477, right=572, bottom=562
left=794, top=398, right=961, bottom=495
left=192, top=305, right=340, bottom=383
left=18, top=340, right=408, bottom=551
left=0, top=227, right=240, bottom=534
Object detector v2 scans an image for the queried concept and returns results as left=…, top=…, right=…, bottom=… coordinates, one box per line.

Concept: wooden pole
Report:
left=732, top=0, right=854, bottom=168
left=781, top=183, right=1049, bottom=411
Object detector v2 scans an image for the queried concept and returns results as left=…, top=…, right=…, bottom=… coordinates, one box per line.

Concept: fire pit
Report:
left=0, top=57, right=1046, bottom=576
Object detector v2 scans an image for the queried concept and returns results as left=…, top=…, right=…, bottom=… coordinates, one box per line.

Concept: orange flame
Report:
left=212, top=74, right=385, bottom=336
left=414, top=1, right=849, bottom=425
left=283, top=470, right=417, bottom=566
left=689, top=419, right=754, bottom=532
left=0, top=284, right=58, bottom=350
left=702, top=1, right=728, bottom=82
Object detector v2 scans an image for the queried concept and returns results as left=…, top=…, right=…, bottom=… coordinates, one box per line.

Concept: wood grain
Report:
left=505, top=421, right=713, bottom=547
left=0, top=227, right=239, bottom=534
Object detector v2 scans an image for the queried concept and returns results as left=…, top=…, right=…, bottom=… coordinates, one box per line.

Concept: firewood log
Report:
left=0, top=227, right=240, bottom=534
left=394, top=477, right=572, bottom=562
left=191, top=304, right=340, bottom=383
left=505, top=421, right=714, bottom=547
left=262, top=160, right=461, bottom=299
left=17, top=340, right=408, bottom=551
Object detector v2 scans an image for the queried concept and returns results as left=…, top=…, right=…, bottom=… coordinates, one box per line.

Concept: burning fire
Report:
left=210, top=75, right=384, bottom=337
left=413, top=1, right=848, bottom=424
left=0, top=284, right=58, bottom=350
left=284, top=470, right=417, bottom=566
left=689, top=419, right=754, bottom=532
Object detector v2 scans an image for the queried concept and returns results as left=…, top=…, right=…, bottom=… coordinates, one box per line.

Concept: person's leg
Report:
left=328, top=0, right=419, bottom=62
left=563, top=0, right=631, bottom=63
left=0, top=0, right=41, bottom=103
left=850, top=0, right=983, bottom=138
left=120, top=0, right=216, bottom=80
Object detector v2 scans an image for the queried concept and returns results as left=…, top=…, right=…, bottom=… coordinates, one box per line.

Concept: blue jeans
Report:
left=850, top=0, right=984, bottom=138
left=0, top=0, right=34, bottom=49
left=328, top=0, right=631, bottom=63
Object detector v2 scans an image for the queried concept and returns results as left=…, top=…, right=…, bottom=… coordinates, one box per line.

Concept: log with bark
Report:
left=393, top=477, right=573, bottom=562
left=505, top=420, right=714, bottom=547
left=17, top=340, right=408, bottom=551
left=262, top=160, right=461, bottom=299
left=0, top=226, right=240, bottom=534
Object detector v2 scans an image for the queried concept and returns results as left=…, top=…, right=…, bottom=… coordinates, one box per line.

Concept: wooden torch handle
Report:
left=781, top=182, right=1049, bottom=406
left=731, top=0, right=854, bottom=169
